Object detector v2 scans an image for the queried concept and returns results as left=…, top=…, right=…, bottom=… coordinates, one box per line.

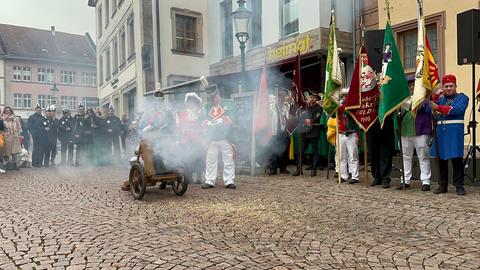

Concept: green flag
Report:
left=378, top=22, right=410, bottom=128
left=323, top=11, right=343, bottom=116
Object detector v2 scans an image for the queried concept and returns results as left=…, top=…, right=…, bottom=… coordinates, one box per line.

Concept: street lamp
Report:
left=232, top=0, right=252, bottom=93
left=50, top=82, right=59, bottom=109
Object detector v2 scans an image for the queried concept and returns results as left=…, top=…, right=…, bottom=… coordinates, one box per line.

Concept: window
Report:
left=113, top=37, right=118, bottom=73
left=38, top=68, right=45, bottom=82
left=16, top=94, right=32, bottom=108
left=250, top=0, right=262, bottom=48
left=119, top=27, right=126, bottom=65
left=175, top=15, right=197, bottom=53
left=220, top=0, right=233, bottom=58
left=46, top=68, right=55, bottom=83
left=98, top=5, right=103, bottom=38
left=105, top=0, right=110, bottom=27
left=61, top=70, right=76, bottom=84
left=61, top=96, right=77, bottom=110
left=281, top=0, right=299, bottom=37
left=13, top=66, right=32, bottom=81
left=399, top=24, right=440, bottom=71
left=81, top=72, right=97, bottom=86
left=13, top=94, right=23, bottom=108
left=22, top=67, right=31, bottom=81
left=82, top=97, right=100, bottom=108
left=13, top=66, right=22, bottom=80
left=105, top=48, right=111, bottom=79
left=38, top=95, right=51, bottom=109
left=128, top=13, right=135, bottom=58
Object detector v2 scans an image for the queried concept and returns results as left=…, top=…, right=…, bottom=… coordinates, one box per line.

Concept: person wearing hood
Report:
left=178, top=92, right=205, bottom=183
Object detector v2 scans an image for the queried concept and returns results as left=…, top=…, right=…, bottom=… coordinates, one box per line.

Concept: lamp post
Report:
left=232, top=0, right=252, bottom=93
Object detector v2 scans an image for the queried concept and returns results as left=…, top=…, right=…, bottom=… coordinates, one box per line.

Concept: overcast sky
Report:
left=0, top=0, right=95, bottom=37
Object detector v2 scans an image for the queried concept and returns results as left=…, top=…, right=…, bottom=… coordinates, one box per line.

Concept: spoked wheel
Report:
left=172, top=171, right=188, bottom=196
left=129, top=163, right=147, bottom=200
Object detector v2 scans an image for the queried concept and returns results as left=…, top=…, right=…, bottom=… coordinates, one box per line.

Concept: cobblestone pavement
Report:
left=1, top=166, right=480, bottom=270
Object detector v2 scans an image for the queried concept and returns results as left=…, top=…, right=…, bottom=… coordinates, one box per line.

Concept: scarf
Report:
left=2, top=114, right=21, bottom=134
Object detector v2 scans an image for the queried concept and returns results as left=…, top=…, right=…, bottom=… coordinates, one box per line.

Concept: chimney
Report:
left=51, top=26, right=55, bottom=36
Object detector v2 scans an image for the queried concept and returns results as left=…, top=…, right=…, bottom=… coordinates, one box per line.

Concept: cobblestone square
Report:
left=1, top=167, right=480, bottom=269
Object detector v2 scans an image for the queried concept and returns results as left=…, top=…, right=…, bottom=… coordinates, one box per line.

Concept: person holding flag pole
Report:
left=343, top=46, right=381, bottom=186
left=375, top=0, right=410, bottom=188
left=398, top=0, right=438, bottom=191
left=323, top=10, right=344, bottom=184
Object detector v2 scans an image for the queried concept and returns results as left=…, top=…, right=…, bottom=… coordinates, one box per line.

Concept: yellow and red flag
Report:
left=411, top=1, right=440, bottom=112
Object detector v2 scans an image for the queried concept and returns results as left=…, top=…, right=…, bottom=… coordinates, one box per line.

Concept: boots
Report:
left=433, top=185, right=448, bottom=194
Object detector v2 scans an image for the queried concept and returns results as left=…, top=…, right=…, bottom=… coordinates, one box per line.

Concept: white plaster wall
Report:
left=159, top=0, right=210, bottom=87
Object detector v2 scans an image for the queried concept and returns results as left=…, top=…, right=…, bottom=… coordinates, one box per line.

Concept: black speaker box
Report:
left=365, top=30, right=385, bottom=73
left=457, top=9, right=480, bottom=65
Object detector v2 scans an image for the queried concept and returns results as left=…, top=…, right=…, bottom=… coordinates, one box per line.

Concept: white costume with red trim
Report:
left=202, top=99, right=236, bottom=186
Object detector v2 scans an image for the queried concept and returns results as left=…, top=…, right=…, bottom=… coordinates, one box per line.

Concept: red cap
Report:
left=442, top=74, right=457, bottom=85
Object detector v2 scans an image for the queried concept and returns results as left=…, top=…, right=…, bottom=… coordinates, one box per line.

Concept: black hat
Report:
left=46, top=106, right=52, bottom=112
left=205, top=84, right=219, bottom=97
left=78, top=102, right=85, bottom=108
left=35, top=103, right=41, bottom=109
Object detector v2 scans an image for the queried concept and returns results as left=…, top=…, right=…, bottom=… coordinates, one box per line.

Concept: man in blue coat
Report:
left=430, top=74, right=468, bottom=195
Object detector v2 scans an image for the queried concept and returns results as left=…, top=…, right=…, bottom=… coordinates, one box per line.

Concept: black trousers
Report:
left=43, top=140, right=57, bottom=166
left=267, top=132, right=290, bottom=171
left=368, top=120, right=395, bottom=184
left=32, top=135, right=44, bottom=167
left=299, top=136, right=319, bottom=170
left=438, top=157, right=464, bottom=188
left=60, top=140, right=74, bottom=164
left=75, top=143, right=84, bottom=165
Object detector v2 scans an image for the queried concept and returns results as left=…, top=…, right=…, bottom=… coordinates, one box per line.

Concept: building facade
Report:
left=0, top=24, right=98, bottom=118
left=89, top=0, right=209, bottom=118
left=207, top=0, right=355, bottom=96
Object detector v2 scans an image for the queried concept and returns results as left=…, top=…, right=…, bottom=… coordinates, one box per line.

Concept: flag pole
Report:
left=327, top=143, right=331, bottom=179
left=431, top=104, right=441, bottom=186
left=364, top=132, right=369, bottom=186
left=396, top=111, right=407, bottom=190
left=336, top=111, right=341, bottom=183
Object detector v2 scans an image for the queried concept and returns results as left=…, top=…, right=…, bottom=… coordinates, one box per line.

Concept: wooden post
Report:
left=326, top=143, right=331, bottom=179
left=364, top=132, right=369, bottom=186
left=396, top=111, right=407, bottom=190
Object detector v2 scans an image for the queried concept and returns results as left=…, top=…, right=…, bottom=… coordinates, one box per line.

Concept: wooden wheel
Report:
left=172, top=170, right=188, bottom=196
left=129, top=163, right=147, bottom=200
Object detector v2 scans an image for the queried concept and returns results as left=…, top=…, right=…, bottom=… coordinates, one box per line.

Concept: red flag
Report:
left=292, top=51, right=307, bottom=110
left=344, top=46, right=365, bottom=110
left=345, top=46, right=380, bottom=132
left=254, top=64, right=272, bottom=146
